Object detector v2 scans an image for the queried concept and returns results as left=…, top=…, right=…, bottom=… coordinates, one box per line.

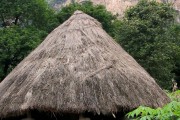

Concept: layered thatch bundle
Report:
left=0, top=11, right=170, bottom=118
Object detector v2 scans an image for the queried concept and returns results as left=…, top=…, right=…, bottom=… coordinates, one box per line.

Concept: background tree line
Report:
left=0, top=0, right=179, bottom=90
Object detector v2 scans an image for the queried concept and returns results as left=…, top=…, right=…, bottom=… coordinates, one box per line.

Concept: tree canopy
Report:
left=0, top=27, right=47, bottom=80
left=0, top=0, right=58, bottom=31
left=0, top=0, right=58, bottom=80
left=115, top=0, right=180, bottom=89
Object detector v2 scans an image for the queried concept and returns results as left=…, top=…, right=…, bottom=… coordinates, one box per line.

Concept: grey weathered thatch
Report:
left=0, top=11, right=170, bottom=118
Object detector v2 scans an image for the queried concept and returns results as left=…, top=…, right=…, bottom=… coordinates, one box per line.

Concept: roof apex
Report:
left=73, top=10, right=84, bottom=15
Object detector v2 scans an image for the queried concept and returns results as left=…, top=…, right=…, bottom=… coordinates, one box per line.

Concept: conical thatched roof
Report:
left=0, top=11, right=170, bottom=118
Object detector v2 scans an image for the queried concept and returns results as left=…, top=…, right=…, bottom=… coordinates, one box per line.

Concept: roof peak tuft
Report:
left=73, top=10, right=84, bottom=15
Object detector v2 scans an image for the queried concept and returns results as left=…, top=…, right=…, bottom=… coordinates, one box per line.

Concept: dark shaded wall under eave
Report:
left=2, top=110, right=128, bottom=120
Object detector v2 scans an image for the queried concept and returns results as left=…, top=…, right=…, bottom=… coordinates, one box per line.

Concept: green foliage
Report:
left=57, top=1, right=117, bottom=36
left=0, top=0, right=58, bottom=31
left=0, top=26, right=47, bottom=80
left=115, top=0, right=180, bottom=89
left=127, top=101, right=180, bottom=120
left=0, top=0, right=59, bottom=81
left=170, top=24, right=180, bottom=88
left=127, top=90, right=180, bottom=120
left=168, top=90, right=180, bottom=102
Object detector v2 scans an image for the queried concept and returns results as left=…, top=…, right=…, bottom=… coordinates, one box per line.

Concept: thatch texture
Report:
left=0, top=10, right=170, bottom=118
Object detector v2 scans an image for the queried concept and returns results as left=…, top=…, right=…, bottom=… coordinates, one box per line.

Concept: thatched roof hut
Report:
left=0, top=11, right=170, bottom=119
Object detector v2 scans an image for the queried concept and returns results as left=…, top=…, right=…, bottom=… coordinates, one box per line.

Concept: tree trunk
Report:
left=14, top=15, right=20, bottom=25
left=3, top=61, right=10, bottom=78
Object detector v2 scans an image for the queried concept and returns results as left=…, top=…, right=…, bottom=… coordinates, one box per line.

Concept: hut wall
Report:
left=2, top=111, right=128, bottom=120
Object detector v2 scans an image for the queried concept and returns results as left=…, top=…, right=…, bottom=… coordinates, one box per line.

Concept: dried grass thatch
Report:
left=0, top=10, right=170, bottom=118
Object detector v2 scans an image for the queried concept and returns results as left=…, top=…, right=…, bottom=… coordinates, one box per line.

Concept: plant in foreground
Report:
left=127, top=101, right=180, bottom=120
